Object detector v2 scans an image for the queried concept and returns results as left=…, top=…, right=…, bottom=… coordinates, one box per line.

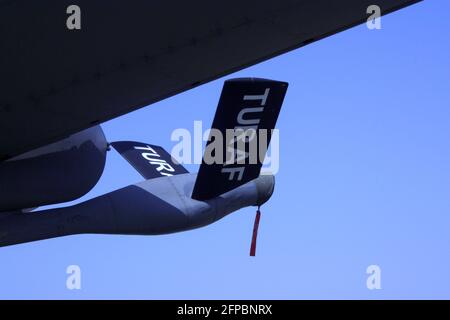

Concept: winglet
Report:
left=192, top=78, right=288, bottom=200
left=111, top=141, right=188, bottom=179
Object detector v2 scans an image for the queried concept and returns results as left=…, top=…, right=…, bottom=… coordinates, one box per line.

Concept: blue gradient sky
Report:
left=1, top=0, right=449, bottom=299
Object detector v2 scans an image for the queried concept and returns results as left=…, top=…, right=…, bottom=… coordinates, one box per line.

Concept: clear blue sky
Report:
left=1, top=0, right=449, bottom=299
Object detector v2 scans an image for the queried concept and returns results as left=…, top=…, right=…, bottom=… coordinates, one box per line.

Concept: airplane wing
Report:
left=0, top=0, right=421, bottom=160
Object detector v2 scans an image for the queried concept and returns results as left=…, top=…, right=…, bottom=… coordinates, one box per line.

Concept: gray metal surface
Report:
left=0, top=126, right=108, bottom=212
left=0, top=173, right=275, bottom=247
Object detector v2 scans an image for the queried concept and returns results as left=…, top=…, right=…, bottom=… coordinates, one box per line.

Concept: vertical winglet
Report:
left=192, top=78, right=288, bottom=200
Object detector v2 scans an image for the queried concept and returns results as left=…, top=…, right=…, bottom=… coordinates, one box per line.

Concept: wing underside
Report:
left=0, top=0, right=421, bottom=159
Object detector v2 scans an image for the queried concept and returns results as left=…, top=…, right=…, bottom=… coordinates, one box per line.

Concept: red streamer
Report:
left=250, top=208, right=261, bottom=256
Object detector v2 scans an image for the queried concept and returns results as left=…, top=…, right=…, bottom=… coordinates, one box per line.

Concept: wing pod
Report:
left=0, top=173, right=274, bottom=247
left=0, top=126, right=108, bottom=212
left=0, top=79, right=285, bottom=248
